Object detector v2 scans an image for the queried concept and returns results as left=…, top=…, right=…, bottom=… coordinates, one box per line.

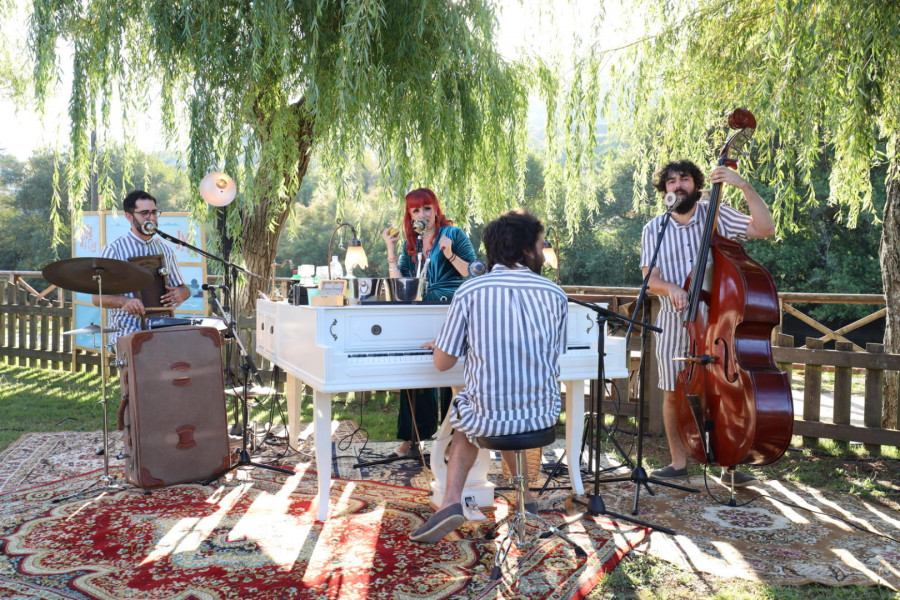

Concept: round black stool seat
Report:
left=476, top=425, right=555, bottom=452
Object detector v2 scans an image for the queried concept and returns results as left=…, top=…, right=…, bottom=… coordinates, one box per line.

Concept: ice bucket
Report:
left=350, top=277, right=387, bottom=303
left=387, top=277, right=424, bottom=303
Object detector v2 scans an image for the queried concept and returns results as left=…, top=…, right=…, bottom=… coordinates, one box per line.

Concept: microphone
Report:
left=140, top=220, right=158, bottom=235
left=201, top=283, right=228, bottom=291
left=412, top=218, right=428, bottom=234
left=468, top=259, right=486, bottom=277
left=664, top=192, right=681, bottom=210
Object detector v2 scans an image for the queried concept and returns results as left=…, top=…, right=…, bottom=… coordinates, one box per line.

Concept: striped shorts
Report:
left=654, top=309, right=690, bottom=391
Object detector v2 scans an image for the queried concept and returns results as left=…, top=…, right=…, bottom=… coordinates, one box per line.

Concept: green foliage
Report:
left=16, top=0, right=537, bottom=301
left=0, top=149, right=190, bottom=271
left=591, top=0, right=900, bottom=228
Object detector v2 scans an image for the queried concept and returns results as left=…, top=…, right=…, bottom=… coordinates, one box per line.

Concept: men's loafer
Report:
left=409, top=504, right=466, bottom=543
left=720, top=469, right=758, bottom=487
left=650, top=466, right=688, bottom=479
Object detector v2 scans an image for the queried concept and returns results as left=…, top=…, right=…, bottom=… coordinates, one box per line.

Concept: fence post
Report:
left=775, top=333, right=794, bottom=375
left=833, top=340, right=853, bottom=452
left=864, top=343, right=885, bottom=456
left=803, top=337, right=824, bottom=447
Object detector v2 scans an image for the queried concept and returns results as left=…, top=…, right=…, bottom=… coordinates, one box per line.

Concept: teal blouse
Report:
left=398, top=225, right=477, bottom=302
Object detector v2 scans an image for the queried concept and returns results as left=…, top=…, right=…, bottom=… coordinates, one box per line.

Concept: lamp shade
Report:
left=542, top=243, right=559, bottom=270
left=345, top=243, right=369, bottom=273
left=200, top=172, right=237, bottom=207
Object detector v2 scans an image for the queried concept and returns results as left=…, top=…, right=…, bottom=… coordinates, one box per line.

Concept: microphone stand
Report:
left=144, top=225, right=292, bottom=480
left=593, top=208, right=699, bottom=520
left=203, top=286, right=293, bottom=480
left=554, top=298, right=667, bottom=532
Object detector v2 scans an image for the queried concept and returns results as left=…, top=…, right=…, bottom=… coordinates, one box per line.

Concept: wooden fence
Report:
left=564, top=286, right=900, bottom=452
left=3, top=272, right=898, bottom=452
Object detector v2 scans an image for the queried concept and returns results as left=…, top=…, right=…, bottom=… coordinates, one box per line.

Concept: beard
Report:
left=673, top=188, right=703, bottom=214
left=523, top=251, right=545, bottom=274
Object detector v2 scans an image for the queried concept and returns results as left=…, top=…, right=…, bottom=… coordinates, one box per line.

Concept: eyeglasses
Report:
left=131, top=210, right=162, bottom=218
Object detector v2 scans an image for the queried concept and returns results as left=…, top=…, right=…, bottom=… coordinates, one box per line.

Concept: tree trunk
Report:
left=882, top=155, right=900, bottom=429
left=239, top=101, right=315, bottom=312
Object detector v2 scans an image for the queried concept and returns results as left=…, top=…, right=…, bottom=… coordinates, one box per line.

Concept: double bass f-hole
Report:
left=715, top=337, right=739, bottom=383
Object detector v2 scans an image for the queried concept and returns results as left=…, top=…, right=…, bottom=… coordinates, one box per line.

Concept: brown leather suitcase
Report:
left=116, top=326, right=231, bottom=488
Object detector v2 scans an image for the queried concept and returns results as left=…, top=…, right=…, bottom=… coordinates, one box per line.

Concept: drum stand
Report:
left=204, top=285, right=293, bottom=482
left=53, top=273, right=127, bottom=503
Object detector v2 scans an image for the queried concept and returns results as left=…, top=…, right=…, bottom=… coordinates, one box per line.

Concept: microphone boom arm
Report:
left=145, top=223, right=266, bottom=283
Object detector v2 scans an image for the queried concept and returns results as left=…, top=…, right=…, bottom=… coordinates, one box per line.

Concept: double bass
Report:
left=675, top=108, right=793, bottom=470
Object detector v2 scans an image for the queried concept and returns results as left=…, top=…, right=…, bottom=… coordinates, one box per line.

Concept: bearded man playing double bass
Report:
left=640, top=159, right=776, bottom=487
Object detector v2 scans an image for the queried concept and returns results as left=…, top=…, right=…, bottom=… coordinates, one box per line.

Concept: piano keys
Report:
left=256, top=299, right=627, bottom=521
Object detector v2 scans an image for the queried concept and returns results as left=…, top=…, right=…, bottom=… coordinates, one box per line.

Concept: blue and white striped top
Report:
left=99, top=230, right=185, bottom=344
left=435, top=264, right=568, bottom=438
left=640, top=201, right=750, bottom=314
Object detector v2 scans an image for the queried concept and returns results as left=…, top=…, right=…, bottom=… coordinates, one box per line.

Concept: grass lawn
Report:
left=2, top=361, right=898, bottom=599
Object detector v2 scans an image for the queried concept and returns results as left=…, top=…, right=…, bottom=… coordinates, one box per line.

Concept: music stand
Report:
left=42, top=257, right=153, bottom=502
left=142, top=225, right=293, bottom=480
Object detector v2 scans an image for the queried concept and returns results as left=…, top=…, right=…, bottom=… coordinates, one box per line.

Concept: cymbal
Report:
left=42, top=257, right=154, bottom=295
left=62, top=323, right=118, bottom=336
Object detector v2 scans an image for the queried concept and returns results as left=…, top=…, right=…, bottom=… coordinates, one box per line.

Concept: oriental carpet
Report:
left=0, top=433, right=646, bottom=600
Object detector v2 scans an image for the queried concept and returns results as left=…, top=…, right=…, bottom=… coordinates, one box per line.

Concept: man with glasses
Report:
left=91, top=190, right=190, bottom=344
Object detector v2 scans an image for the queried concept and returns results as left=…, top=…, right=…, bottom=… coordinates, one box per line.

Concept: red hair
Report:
left=402, top=187, right=453, bottom=256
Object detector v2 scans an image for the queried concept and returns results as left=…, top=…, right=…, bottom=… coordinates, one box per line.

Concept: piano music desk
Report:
left=256, top=300, right=627, bottom=521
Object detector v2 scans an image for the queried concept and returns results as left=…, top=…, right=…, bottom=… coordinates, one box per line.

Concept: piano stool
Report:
left=477, top=426, right=587, bottom=581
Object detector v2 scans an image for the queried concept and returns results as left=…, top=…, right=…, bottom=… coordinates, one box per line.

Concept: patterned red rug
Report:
left=0, top=466, right=647, bottom=600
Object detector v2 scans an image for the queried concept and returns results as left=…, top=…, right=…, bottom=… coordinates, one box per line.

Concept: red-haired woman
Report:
left=381, top=187, right=477, bottom=458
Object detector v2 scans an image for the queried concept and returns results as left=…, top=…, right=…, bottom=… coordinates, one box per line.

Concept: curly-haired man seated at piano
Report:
left=410, top=210, right=568, bottom=543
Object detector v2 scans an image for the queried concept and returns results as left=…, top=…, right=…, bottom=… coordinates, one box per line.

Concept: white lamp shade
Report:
left=345, top=245, right=369, bottom=272
left=200, top=172, right=237, bottom=207
left=543, top=246, right=559, bottom=270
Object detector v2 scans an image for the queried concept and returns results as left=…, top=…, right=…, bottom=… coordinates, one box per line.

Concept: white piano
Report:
left=256, top=299, right=627, bottom=521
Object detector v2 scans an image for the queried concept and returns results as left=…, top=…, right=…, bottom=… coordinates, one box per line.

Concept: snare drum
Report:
left=190, top=317, right=232, bottom=339
left=144, top=315, right=193, bottom=330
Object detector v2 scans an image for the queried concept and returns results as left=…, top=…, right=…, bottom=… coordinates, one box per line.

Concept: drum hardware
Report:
left=41, top=256, right=153, bottom=502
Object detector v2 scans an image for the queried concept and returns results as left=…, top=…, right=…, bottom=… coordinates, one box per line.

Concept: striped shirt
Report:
left=435, top=264, right=568, bottom=438
left=99, top=230, right=185, bottom=345
left=640, top=201, right=750, bottom=389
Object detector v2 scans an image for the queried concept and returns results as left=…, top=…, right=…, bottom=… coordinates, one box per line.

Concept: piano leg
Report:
left=286, top=375, right=304, bottom=449
left=564, top=378, right=587, bottom=496
left=314, top=389, right=333, bottom=522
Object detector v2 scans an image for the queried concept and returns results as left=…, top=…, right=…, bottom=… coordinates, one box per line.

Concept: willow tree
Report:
left=16, top=0, right=530, bottom=304
left=589, top=0, right=900, bottom=427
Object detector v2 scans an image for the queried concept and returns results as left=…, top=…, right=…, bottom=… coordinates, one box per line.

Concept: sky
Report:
left=0, top=1, right=628, bottom=162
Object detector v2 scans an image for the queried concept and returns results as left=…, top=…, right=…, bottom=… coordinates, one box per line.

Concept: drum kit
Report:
left=41, top=256, right=224, bottom=498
